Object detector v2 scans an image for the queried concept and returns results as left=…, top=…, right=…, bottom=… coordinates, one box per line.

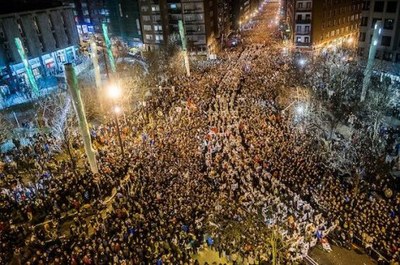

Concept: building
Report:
left=0, top=2, right=80, bottom=99
left=68, top=0, right=142, bottom=46
left=217, top=0, right=234, bottom=44
left=358, top=0, right=400, bottom=65
left=138, top=0, right=219, bottom=53
left=109, top=0, right=142, bottom=45
left=232, top=0, right=262, bottom=29
left=286, top=0, right=363, bottom=49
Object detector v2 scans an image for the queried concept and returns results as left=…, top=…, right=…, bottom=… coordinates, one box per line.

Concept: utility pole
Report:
left=361, top=21, right=382, bottom=102
left=64, top=63, right=99, bottom=174
left=15, top=38, right=39, bottom=96
left=178, top=20, right=191, bottom=77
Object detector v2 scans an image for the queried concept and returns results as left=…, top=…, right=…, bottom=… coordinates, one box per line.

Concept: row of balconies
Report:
left=295, top=19, right=311, bottom=24
left=295, top=30, right=311, bottom=35
left=296, top=7, right=312, bottom=12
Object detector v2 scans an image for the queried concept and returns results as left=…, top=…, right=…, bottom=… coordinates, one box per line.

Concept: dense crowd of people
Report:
left=1, top=2, right=399, bottom=265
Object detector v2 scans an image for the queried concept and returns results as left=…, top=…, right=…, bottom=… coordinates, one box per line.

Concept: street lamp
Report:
left=113, top=105, right=124, bottom=157
left=295, top=105, right=305, bottom=116
left=107, top=84, right=121, bottom=99
left=298, top=58, right=306, bottom=67
left=106, top=83, right=124, bottom=157
left=347, top=37, right=354, bottom=45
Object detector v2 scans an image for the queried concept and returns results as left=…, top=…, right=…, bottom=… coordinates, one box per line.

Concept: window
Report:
left=143, top=25, right=152, bottom=31
left=298, top=2, right=303, bottom=9
left=33, top=17, right=40, bottom=34
left=358, top=47, right=364, bottom=56
left=48, top=18, right=54, bottom=30
left=305, top=26, right=310, bottom=33
left=306, top=2, right=311, bottom=9
left=362, top=1, right=370, bottom=10
left=17, top=19, right=24, bottom=36
left=371, top=18, right=381, bottom=28
left=386, top=1, right=397, bottom=13
left=296, top=36, right=301, bottom=42
left=383, top=52, right=392, bottom=61
left=359, top=32, right=366, bottom=42
left=396, top=53, right=400, bottom=63
left=373, top=1, right=384, bottom=12
left=296, top=25, right=301, bottom=32
left=381, top=36, right=391, bottom=46
left=305, top=37, right=309, bottom=43
left=384, top=19, right=394, bottom=30
left=361, top=17, right=368, bottom=26
left=145, top=34, right=153, bottom=40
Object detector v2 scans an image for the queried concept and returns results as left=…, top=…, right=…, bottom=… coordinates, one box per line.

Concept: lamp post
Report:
left=107, top=84, right=124, bottom=157
left=113, top=106, right=124, bottom=157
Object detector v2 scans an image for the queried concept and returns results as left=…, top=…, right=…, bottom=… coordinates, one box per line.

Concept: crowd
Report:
left=1, top=2, right=400, bottom=265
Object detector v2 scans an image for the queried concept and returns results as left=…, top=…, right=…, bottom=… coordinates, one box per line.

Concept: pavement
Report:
left=309, top=245, right=377, bottom=265
left=192, top=248, right=231, bottom=264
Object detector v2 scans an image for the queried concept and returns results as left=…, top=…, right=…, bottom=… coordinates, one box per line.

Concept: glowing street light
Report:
left=107, top=84, right=121, bottom=99
left=114, top=105, right=122, bottom=114
left=298, top=58, right=306, bottom=67
left=347, top=37, right=354, bottom=44
left=106, top=83, right=124, bottom=157
left=295, top=105, right=305, bottom=115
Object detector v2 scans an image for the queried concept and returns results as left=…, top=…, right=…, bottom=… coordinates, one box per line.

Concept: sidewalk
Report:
left=309, top=245, right=377, bottom=265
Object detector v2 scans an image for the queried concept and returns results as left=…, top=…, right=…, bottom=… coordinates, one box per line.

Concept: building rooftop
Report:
left=0, top=0, right=64, bottom=15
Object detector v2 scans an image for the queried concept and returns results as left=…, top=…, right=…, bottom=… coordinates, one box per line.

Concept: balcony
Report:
left=295, top=19, right=311, bottom=24
left=296, top=7, right=312, bottom=12
left=295, top=42, right=311, bottom=47
left=186, top=29, right=205, bottom=34
left=184, top=19, right=204, bottom=24
left=295, top=30, right=311, bottom=35
left=168, top=8, right=182, bottom=14
left=183, top=9, right=204, bottom=14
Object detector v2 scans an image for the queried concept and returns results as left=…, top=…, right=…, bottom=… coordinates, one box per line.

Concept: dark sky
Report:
left=0, top=0, right=64, bottom=15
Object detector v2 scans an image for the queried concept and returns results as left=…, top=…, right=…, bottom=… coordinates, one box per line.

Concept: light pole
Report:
left=107, top=84, right=124, bottom=157
left=113, top=106, right=124, bottom=157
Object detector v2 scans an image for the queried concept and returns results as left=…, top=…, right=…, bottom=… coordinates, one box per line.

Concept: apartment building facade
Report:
left=69, top=0, right=142, bottom=45
left=358, top=0, right=400, bottom=64
left=286, top=0, right=363, bottom=49
left=0, top=5, right=80, bottom=94
left=138, top=0, right=218, bottom=53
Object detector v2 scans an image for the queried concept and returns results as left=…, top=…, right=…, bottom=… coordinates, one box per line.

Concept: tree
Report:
left=0, top=113, right=12, bottom=145
left=290, top=47, right=399, bottom=178
left=35, top=91, right=79, bottom=171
